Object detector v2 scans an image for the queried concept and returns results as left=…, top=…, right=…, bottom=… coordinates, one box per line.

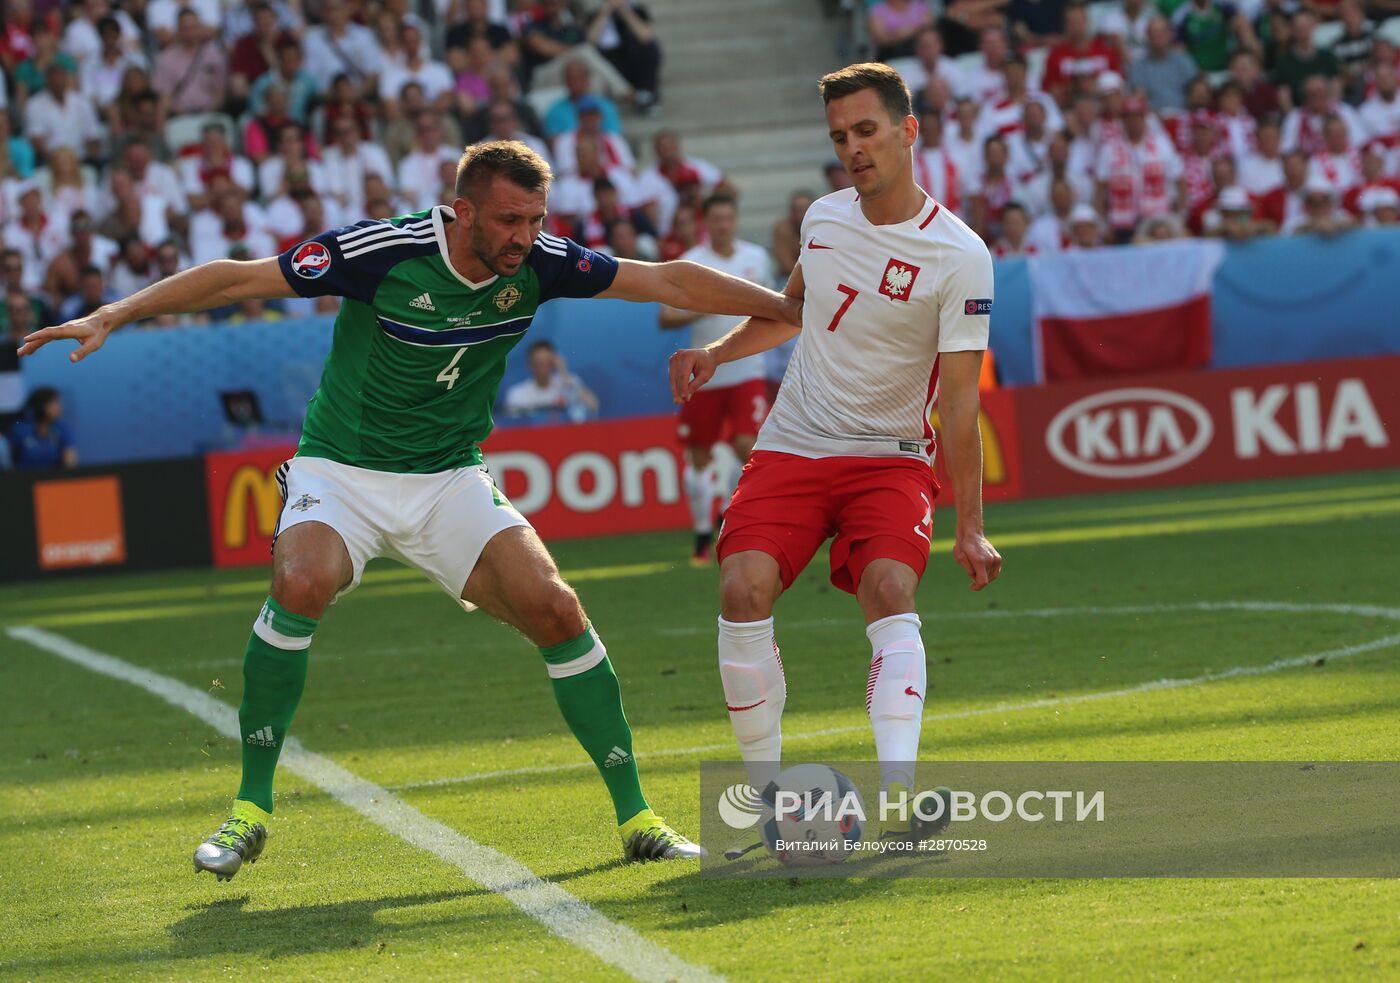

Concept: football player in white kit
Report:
left=669, top=62, right=1003, bottom=842
left=660, top=192, right=775, bottom=564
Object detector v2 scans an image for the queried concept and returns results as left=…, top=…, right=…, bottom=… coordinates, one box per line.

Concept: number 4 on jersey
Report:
left=827, top=284, right=859, bottom=332
left=437, top=347, right=466, bottom=389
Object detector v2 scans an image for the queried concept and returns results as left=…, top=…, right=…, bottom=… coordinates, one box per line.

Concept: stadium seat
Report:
left=165, top=112, right=240, bottom=156
left=1026, top=46, right=1048, bottom=92
left=885, top=55, right=921, bottom=86
left=954, top=50, right=982, bottom=77
left=525, top=85, right=567, bottom=128
left=1312, top=21, right=1345, bottom=49
left=1086, top=0, right=1118, bottom=33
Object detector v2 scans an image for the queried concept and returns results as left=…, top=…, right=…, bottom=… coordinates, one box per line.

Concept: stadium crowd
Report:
left=0, top=0, right=680, bottom=347
left=0, top=0, right=699, bottom=460
left=7, top=0, right=1400, bottom=463
left=858, top=0, right=1400, bottom=253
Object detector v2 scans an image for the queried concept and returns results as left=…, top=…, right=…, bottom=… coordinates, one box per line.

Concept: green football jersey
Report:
left=278, top=206, right=617, bottom=473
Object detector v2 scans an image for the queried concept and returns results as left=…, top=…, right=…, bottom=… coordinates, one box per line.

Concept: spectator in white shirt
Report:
left=108, top=235, right=155, bottom=298
left=1026, top=177, right=1076, bottom=253
left=977, top=57, right=1065, bottom=139
left=396, top=113, right=461, bottom=211
left=1359, top=60, right=1400, bottom=149
left=944, top=98, right=987, bottom=199
left=118, top=142, right=186, bottom=224
left=190, top=188, right=276, bottom=266
left=895, top=28, right=966, bottom=100
left=145, top=0, right=221, bottom=47
left=1307, top=116, right=1363, bottom=197
left=222, top=0, right=302, bottom=46
left=958, top=28, right=1013, bottom=105
left=257, top=122, right=326, bottom=204
left=304, top=0, right=381, bottom=95
left=379, top=18, right=455, bottom=115
left=479, top=100, right=553, bottom=165
left=321, top=117, right=395, bottom=220
left=180, top=123, right=257, bottom=211
left=634, top=129, right=722, bottom=234
left=80, top=16, right=144, bottom=110
left=24, top=64, right=102, bottom=161
left=553, top=96, right=636, bottom=178
left=4, top=184, right=68, bottom=291
left=502, top=340, right=599, bottom=423
left=1282, top=75, right=1367, bottom=155
left=551, top=133, right=644, bottom=220
left=38, top=147, right=101, bottom=233
left=1240, top=116, right=1286, bottom=194
left=63, top=0, right=141, bottom=70
left=1100, top=0, right=1154, bottom=64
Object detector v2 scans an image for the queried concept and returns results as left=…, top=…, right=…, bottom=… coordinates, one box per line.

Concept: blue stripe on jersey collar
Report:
left=375, top=314, right=533, bottom=348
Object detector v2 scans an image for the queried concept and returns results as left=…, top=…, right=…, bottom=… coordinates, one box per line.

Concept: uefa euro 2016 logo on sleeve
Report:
left=291, top=241, right=332, bottom=279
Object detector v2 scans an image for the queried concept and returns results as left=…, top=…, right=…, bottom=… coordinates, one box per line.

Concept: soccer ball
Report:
left=759, top=763, right=864, bottom=866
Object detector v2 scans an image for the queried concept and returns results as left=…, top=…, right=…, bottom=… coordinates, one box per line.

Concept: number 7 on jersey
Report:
left=827, top=284, right=859, bottom=332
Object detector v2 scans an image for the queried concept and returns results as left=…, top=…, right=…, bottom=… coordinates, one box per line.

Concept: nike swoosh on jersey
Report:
left=806, top=237, right=834, bottom=250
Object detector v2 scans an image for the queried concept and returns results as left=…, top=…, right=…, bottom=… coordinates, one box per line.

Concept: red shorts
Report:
left=677, top=379, right=769, bottom=448
left=717, top=451, right=939, bottom=595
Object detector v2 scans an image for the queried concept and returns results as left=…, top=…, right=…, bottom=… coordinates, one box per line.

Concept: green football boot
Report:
left=194, top=801, right=269, bottom=881
left=619, top=809, right=706, bottom=861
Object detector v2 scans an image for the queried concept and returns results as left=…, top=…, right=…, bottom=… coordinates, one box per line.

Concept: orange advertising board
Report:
left=32, top=475, right=127, bottom=570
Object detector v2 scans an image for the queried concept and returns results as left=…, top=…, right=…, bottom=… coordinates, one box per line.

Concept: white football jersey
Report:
left=756, top=188, right=993, bottom=461
left=681, top=240, right=773, bottom=388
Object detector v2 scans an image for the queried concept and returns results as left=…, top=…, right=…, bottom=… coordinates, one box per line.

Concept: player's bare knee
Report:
left=860, top=567, right=917, bottom=622
left=271, top=562, right=341, bottom=617
left=525, top=579, right=587, bottom=646
left=720, top=563, right=778, bottom=622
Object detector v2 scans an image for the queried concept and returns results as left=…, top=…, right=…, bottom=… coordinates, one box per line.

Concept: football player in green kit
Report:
left=20, top=141, right=800, bottom=876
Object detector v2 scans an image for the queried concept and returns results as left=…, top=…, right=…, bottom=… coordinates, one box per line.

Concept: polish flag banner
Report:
left=1029, top=239, right=1226, bottom=383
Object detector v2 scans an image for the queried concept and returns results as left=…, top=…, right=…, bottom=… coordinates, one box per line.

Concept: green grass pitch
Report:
left=4, top=469, right=1400, bottom=981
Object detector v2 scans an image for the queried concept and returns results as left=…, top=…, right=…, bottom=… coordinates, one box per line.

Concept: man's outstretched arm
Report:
left=668, top=263, right=804, bottom=403
left=19, top=257, right=296, bottom=363
left=601, top=257, right=801, bottom=327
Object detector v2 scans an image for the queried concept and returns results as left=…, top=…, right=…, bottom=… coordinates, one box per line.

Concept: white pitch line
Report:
left=658, top=600, right=1400, bottom=637
left=399, top=601, right=1400, bottom=791
left=4, top=626, right=723, bottom=983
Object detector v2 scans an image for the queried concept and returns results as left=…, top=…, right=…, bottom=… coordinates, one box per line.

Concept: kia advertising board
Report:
left=1016, top=356, right=1400, bottom=496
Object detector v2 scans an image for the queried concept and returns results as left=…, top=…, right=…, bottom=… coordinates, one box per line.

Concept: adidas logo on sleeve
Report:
left=246, top=726, right=277, bottom=747
left=409, top=292, right=435, bottom=311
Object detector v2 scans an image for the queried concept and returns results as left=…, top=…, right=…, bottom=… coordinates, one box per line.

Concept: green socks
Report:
left=231, top=605, right=640, bottom=827
left=541, top=626, right=649, bottom=825
left=235, top=597, right=316, bottom=813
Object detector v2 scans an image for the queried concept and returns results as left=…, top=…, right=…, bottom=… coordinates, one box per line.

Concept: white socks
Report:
left=684, top=464, right=716, bottom=534
left=718, top=616, right=785, bottom=792
left=717, top=611, right=926, bottom=798
left=865, top=613, right=926, bottom=793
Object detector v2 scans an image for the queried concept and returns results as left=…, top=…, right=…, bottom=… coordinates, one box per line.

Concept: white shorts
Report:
left=274, top=456, right=530, bottom=610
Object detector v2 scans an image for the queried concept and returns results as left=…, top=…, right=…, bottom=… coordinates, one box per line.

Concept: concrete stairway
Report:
left=631, top=0, right=851, bottom=244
